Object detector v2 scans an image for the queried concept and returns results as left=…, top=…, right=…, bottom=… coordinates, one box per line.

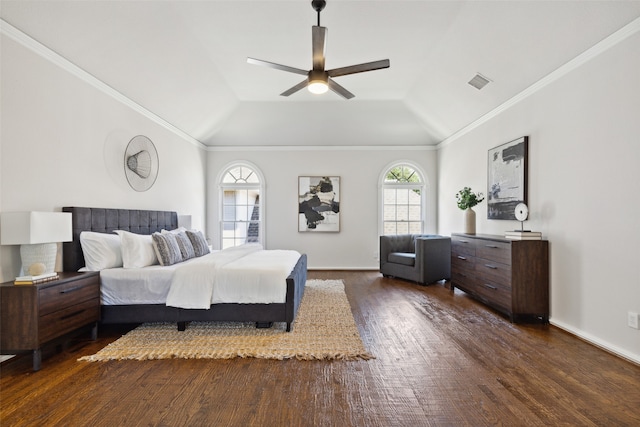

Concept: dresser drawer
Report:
left=39, top=276, right=100, bottom=316
left=476, top=260, right=512, bottom=287
left=476, top=240, right=511, bottom=264
left=39, top=298, right=100, bottom=343
left=473, top=280, right=511, bottom=311
left=452, top=235, right=476, bottom=256
left=451, top=262, right=476, bottom=290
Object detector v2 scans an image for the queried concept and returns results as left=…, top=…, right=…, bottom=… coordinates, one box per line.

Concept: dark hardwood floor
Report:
left=1, top=271, right=639, bottom=426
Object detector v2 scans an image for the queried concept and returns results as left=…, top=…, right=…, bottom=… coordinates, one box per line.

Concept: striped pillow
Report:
left=152, top=232, right=183, bottom=266
left=186, top=230, right=210, bottom=257
left=174, top=231, right=196, bottom=260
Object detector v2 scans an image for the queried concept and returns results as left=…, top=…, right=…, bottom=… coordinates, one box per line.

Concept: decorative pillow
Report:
left=151, top=232, right=183, bottom=266
left=115, top=230, right=158, bottom=269
left=174, top=231, right=196, bottom=261
left=186, top=230, right=210, bottom=257
left=79, top=231, right=123, bottom=271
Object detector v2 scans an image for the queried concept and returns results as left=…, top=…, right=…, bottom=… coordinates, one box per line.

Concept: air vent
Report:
left=468, top=73, right=491, bottom=90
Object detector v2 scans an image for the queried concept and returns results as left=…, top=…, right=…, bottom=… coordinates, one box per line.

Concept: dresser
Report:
left=451, top=233, right=549, bottom=323
left=0, top=271, right=100, bottom=370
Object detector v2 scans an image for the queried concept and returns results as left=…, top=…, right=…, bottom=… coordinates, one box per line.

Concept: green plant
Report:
left=455, top=187, right=485, bottom=210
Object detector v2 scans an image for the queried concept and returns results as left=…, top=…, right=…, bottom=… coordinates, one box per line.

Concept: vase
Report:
left=464, top=208, right=476, bottom=234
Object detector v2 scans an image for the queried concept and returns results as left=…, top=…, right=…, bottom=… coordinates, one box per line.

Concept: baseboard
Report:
left=550, top=319, right=640, bottom=366
left=308, top=267, right=380, bottom=271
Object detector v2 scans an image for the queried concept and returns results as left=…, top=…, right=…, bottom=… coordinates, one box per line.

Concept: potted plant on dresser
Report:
left=455, top=187, right=485, bottom=234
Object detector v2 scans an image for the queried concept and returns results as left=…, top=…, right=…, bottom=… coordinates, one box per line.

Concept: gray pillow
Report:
left=186, top=230, right=210, bottom=257
left=152, top=232, right=183, bottom=266
left=175, top=231, right=196, bottom=260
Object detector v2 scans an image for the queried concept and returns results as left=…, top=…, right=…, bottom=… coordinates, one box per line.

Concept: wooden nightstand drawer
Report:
left=39, top=276, right=100, bottom=316
left=39, top=298, right=100, bottom=343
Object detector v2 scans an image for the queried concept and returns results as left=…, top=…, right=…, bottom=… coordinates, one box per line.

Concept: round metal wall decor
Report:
left=124, top=135, right=159, bottom=192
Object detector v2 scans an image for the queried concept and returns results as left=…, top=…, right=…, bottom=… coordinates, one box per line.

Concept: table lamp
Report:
left=178, top=215, right=192, bottom=230
left=0, top=211, right=72, bottom=275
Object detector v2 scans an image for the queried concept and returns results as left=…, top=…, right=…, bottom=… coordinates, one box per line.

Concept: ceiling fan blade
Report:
left=280, top=79, right=309, bottom=97
left=327, top=59, right=390, bottom=78
left=312, top=26, right=327, bottom=71
left=247, top=58, right=308, bottom=76
left=327, top=78, right=355, bottom=100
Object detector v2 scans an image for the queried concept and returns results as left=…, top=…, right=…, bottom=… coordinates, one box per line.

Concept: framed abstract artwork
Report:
left=487, top=136, right=528, bottom=220
left=298, top=176, right=340, bottom=232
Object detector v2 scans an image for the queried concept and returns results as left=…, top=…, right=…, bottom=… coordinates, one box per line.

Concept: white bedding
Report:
left=99, top=244, right=301, bottom=308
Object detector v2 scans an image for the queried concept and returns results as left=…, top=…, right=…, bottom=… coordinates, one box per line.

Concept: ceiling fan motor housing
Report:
left=309, top=69, right=328, bottom=84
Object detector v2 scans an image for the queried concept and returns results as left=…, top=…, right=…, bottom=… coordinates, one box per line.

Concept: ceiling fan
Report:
left=247, top=0, right=390, bottom=99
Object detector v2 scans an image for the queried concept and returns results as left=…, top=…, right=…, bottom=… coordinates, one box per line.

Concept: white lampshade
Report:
left=178, top=215, right=192, bottom=230
left=1, top=211, right=72, bottom=275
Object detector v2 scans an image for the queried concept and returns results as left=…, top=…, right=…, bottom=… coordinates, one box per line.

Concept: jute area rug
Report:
left=79, top=279, right=373, bottom=362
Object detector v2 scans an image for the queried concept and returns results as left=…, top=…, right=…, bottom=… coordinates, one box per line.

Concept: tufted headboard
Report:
left=62, top=207, right=178, bottom=272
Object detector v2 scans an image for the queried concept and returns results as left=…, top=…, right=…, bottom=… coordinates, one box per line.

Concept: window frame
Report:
left=218, top=161, right=265, bottom=249
left=379, top=162, right=427, bottom=236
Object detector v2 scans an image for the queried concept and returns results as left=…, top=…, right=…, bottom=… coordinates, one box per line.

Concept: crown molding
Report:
left=1, top=19, right=207, bottom=151
left=437, top=16, right=640, bottom=149
left=206, top=144, right=436, bottom=152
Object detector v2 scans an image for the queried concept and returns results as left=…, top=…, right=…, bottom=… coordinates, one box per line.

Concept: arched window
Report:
left=381, top=163, right=425, bottom=235
left=219, top=163, right=264, bottom=249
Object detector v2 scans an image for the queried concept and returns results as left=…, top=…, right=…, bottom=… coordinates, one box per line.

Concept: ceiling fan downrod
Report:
left=311, top=0, right=326, bottom=26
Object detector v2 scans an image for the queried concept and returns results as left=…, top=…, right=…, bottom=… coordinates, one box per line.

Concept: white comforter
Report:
left=165, top=243, right=301, bottom=309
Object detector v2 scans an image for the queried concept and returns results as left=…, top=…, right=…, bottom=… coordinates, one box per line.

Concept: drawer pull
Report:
left=60, top=310, right=84, bottom=320
left=484, top=284, right=497, bottom=290
left=457, top=256, right=467, bottom=260
left=60, top=286, right=81, bottom=294
left=458, top=240, right=470, bottom=244
left=484, top=264, right=497, bottom=269
left=485, top=245, right=499, bottom=248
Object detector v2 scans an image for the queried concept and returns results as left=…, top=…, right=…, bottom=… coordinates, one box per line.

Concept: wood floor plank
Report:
left=1, top=271, right=639, bottom=426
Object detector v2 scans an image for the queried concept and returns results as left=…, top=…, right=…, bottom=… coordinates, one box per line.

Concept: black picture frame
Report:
left=487, top=136, right=528, bottom=220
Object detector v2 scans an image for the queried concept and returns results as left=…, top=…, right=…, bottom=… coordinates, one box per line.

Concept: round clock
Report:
left=514, top=203, right=529, bottom=232
left=514, top=203, right=529, bottom=222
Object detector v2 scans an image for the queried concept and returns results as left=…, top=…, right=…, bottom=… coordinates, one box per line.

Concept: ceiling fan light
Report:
left=308, top=80, right=328, bottom=94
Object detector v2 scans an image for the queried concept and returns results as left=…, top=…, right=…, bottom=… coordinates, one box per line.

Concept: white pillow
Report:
left=161, top=227, right=187, bottom=235
left=79, top=231, right=123, bottom=271
left=115, top=230, right=158, bottom=269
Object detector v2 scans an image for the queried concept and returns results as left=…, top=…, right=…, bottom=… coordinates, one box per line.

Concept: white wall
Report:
left=208, top=147, right=438, bottom=269
left=438, top=31, right=640, bottom=363
left=0, top=33, right=207, bottom=282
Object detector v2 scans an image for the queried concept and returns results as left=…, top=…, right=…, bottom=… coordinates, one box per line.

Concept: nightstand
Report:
left=0, top=271, right=100, bottom=371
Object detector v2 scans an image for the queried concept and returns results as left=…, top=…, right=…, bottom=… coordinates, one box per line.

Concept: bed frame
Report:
left=62, top=207, right=307, bottom=331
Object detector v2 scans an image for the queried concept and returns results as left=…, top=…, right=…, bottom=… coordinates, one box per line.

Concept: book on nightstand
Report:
left=14, top=272, right=59, bottom=285
left=505, top=231, right=542, bottom=240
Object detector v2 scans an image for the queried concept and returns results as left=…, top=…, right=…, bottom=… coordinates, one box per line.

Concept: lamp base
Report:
left=20, top=243, right=57, bottom=275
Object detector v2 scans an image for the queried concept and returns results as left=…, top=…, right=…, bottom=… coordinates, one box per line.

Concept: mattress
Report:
left=99, top=247, right=301, bottom=307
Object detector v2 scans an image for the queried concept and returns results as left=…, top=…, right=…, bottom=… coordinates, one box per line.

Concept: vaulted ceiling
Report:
left=2, top=1, right=640, bottom=147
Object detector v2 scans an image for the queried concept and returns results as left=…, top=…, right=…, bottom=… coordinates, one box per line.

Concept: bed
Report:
left=62, top=207, right=307, bottom=331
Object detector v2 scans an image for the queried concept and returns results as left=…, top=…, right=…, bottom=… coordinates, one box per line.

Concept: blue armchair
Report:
left=380, top=234, right=451, bottom=285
